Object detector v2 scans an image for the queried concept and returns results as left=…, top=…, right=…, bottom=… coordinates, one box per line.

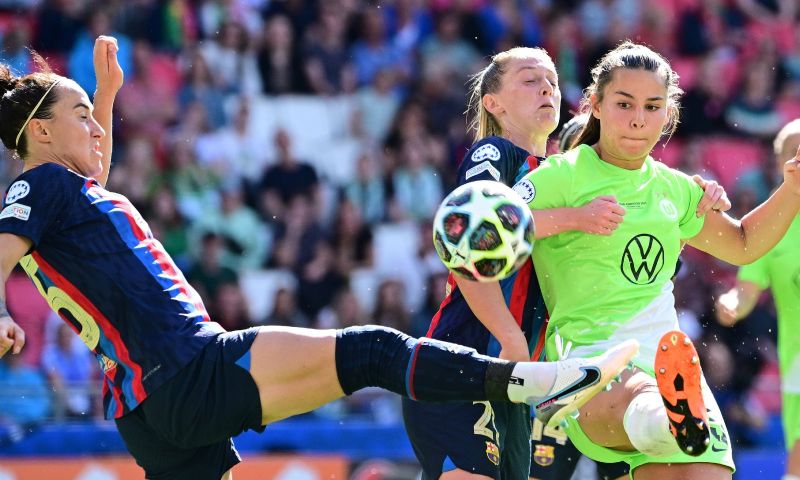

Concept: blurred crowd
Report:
left=0, top=0, right=796, bottom=452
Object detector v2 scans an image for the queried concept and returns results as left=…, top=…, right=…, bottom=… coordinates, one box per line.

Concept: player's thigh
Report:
left=633, top=461, right=731, bottom=480
left=248, top=326, right=343, bottom=424
left=578, top=368, right=654, bottom=451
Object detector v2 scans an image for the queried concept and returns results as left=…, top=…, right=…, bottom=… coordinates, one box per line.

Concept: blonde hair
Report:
left=773, top=118, right=800, bottom=156
left=467, top=47, right=555, bottom=142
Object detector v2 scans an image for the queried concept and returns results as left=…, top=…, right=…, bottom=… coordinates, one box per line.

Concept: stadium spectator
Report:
left=68, top=8, right=133, bottom=98
left=266, top=287, right=310, bottom=328
left=257, top=129, right=320, bottom=220
left=257, top=14, right=309, bottom=94
left=303, top=5, right=356, bottom=95
left=186, top=231, right=240, bottom=305
left=41, top=323, right=95, bottom=419
left=0, top=351, right=51, bottom=427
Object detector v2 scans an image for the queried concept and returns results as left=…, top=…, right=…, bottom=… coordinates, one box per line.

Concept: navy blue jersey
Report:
left=427, top=137, right=549, bottom=359
left=0, top=164, right=224, bottom=419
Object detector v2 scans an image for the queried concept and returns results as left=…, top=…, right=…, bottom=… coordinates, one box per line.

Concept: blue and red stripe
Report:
left=81, top=180, right=209, bottom=322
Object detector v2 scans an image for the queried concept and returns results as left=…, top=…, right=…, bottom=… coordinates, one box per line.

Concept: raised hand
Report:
left=94, top=35, right=124, bottom=94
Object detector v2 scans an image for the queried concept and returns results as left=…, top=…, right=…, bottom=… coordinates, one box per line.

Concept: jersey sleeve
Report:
left=0, top=164, right=71, bottom=247
left=737, top=258, right=770, bottom=289
left=513, top=153, right=572, bottom=209
left=457, top=137, right=521, bottom=187
left=675, top=170, right=705, bottom=239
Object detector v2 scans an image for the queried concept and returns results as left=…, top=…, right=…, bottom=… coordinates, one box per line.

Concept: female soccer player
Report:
left=402, top=47, right=729, bottom=480
left=0, top=37, right=638, bottom=480
left=715, top=118, right=800, bottom=480
left=515, top=41, right=800, bottom=480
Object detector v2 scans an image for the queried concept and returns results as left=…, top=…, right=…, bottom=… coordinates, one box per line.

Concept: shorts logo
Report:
left=485, top=441, right=500, bottom=465
left=512, top=179, right=535, bottom=203
left=466, top=161, right=501, bottom=181
left=98, top=354, right=118, bottom=373
left=5, top=180, right=30, bottom=204
left=471, top=144, right=501, bottom=162
left=533, top=444, right=555, bottom=466
left=620, top=234, right=665, bottom=285
left=659, top=199, right=678, bottom=220
left=0, top=203, right=30, bottom=221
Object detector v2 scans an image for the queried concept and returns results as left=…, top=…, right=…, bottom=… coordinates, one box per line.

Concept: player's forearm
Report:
left=454, top=276, right=522, bottom=344
left=93, top=89, right=116, bottom=187
left=738, top=184, right=800, bottom=262
left=531, top=208, right=578, bottom=239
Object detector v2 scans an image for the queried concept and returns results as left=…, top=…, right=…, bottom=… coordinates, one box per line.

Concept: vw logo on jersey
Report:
left=512, top=179, right=535, bottom=203
left=620, top=234, right=665, bottom=285
left=5, top=180, right=30, bottom=204
left=659, top=198, right=679, bottom=220
left=471, top=143, right=501, bottom=162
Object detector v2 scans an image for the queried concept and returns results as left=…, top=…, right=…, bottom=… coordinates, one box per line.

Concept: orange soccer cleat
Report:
left=654, top=330, right=710, bottom=456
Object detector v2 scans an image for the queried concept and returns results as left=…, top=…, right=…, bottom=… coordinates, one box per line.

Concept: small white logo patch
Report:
left=466, top=161, right=501, bottom=180
left=0, top=203, right=31, bottom=221
left=5, top=180, right=30, bottom=204
left=513, top=179, right=535, bottom=203
left=471, top=144, right=501, bottom=162
left=659, top=198, right=678, bottom=220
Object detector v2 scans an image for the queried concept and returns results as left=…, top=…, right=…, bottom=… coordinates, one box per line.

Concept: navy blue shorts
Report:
left=528, top=417, right=629, bottom=480
left=403, top=398, right=531, bottom=479
left=115, top=328, right=264, bottom=480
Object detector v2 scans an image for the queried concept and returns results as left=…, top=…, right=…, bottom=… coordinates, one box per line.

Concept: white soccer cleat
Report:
left=529, top=339, right=640, bottom=428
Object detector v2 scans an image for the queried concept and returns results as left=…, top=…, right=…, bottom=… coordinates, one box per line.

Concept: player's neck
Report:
left=502, top=129, right=547, bottom=157
left=593, top=143, right=646, bottom=171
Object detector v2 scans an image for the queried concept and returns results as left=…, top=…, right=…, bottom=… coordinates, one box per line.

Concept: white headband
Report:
left=14, top=79, right=60, bottom=149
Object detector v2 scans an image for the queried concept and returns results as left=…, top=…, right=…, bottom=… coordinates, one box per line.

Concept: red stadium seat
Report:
left=696, top=137, right=767, bottom=190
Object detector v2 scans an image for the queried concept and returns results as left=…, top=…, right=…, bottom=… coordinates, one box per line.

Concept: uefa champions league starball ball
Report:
left=432, top=180, right=535, bottom=282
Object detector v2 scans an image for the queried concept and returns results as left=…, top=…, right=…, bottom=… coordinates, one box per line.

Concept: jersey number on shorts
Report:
left=531, top=417, right=569, bottom=445
left=474, top=401, right=499, bottom=442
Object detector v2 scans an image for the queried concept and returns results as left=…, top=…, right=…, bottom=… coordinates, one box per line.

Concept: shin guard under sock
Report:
left=334, top=325, right=515, bottom=402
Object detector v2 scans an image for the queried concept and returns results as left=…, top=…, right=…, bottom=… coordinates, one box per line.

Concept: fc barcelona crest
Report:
left=533, top=444, right=555, bottom=467
left=485, top=441, right=500, bottom=466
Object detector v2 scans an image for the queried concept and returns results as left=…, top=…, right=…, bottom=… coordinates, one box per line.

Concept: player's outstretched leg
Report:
left=654, top=330, right=710, bottom=456
left=248, top=325, right=638, bottom=425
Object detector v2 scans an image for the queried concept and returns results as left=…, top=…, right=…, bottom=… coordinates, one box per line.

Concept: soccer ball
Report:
left=432, top=180, right=534, bottom=282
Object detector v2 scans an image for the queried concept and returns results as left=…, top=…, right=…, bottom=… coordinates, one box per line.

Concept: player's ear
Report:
left=28, top=118, right=52, bottom=144
left=483, top=93, right=504, bottom=116
left=590, top=93, right=601, bottom=120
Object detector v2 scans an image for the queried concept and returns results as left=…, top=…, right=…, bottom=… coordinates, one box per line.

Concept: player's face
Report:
left=494, top=56, right=561, bottom=138
left=593, top=68, right=669, bottom=166
left=46, top=81, right=105, bottom=178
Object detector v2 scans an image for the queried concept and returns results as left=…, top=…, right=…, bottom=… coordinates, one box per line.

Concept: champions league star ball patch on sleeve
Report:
left=5, top=180, right=30, bottom=204
left=471, top=143, right=502, bottom=162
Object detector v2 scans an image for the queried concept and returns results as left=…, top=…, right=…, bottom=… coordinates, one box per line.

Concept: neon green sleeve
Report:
left=514, top=154, right=573, bottom=210
left=737, top=258, right=770, bottom=289
left=675, top=170, right=705, bottom=239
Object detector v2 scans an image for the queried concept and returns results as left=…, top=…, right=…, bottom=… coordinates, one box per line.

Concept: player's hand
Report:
left=0, top=315, right=25, bottom=358
left=575, top=196, right=625, bottom=236
left=783, top=145, right=800, bottom=196
left=499, top=332, right=531, bottom=362
left=94, top=35, right=124, bottom=94
left=693, top=175, right=731, bottom=217
left=714, top=292, right=739, bottom=327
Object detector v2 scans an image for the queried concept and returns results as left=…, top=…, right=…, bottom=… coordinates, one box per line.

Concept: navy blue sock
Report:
left=334, top=325, right=514, bottom=402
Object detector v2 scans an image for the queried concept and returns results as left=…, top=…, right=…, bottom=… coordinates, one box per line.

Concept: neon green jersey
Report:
left=738, top=214, right=800, bottom=393
left=514, top=145, right=705, bottom=367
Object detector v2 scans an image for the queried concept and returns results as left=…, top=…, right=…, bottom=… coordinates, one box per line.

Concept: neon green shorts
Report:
left=562, top=366, right=735, bottom=476
left=784, top=391, right=800, bottom=450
